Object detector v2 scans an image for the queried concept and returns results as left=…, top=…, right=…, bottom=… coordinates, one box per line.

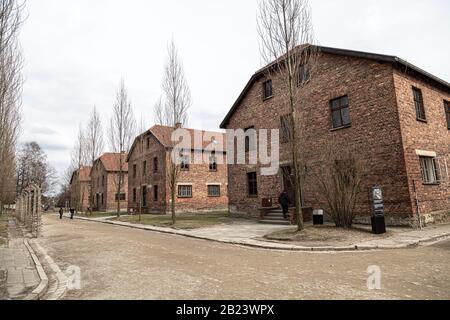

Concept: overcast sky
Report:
left=19, top=0, right=450, bottom=180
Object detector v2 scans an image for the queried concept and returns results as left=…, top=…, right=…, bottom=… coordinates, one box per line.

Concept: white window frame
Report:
left=419, top=156, right=440, bottom=184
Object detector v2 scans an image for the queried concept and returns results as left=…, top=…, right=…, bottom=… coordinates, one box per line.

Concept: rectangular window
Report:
left=147, top=137, right=150, bottom=149
left=180, top=155, right=190, bottom=171
left=413, top=87, right=426, bottom=121
left=102, top=175, right=105, bottom=187
left=101, top=193, right=104, bottom=205
left=143, top=161, right=147, bottom=177
left=153, top=185, right=158, bottom=202
left=207, top=185, right=221, bottom=197
left=115, top=193, right=126, bottom=201
left=330, top=95, right=351, bottom=129
left=178, top=185, right=193, bottom=198
left=245, top=126, right=256, bottom=153
left=298, top=63, right=310, bottom=86
left=420, top=157, right=440, bottom=184
left=209, top=154, right=217, bottom=172
left=280, top=114, right=294, bottom=143
left=247, top=172, right=258, bottom=197
left=263, top=80, right=273, bottom=100
left=133, top=164, right=137, bottom=179
left=153, top=157, right=158, bottom=172
left=444, top=100, right=450, bottom=129
left=133, top=188, right=137, bottom=203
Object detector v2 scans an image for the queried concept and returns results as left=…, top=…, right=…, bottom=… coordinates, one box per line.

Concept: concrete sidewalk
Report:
left=66, top=214, right=450, bottom=252
left=0, top=219, right=43, bottom=299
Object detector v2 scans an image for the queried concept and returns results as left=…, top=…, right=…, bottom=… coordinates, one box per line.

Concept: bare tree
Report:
left=70, top=123, right=88, bottom=212
left=310, top=146, right=366, bottom=228
left=85, top=106, right=104, bottom=214
left=15, top=142, right=58, bottom=196
left=154, top=39, right=191, bottom=225
left=257, top=0, right=318, bottom=231
left=108, top=79, right=136, bottom=217
left=0, top=0, right=25, bottom=209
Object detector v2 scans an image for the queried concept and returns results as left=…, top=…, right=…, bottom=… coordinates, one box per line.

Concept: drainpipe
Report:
left=413, top=180, right=423, bottom=230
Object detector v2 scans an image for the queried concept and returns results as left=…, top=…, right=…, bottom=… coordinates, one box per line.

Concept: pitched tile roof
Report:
left=220, top=44, right=450, bottom=128
left=127, top=125, right=227, bottom=161
left=97, top=153, right=129, bottom=172
left=71, top=166, right=92, bottom=184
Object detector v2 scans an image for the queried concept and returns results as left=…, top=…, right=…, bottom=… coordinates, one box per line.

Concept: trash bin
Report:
left=313, top=209, right=324, bottom=225
left=371, top=215, right=386, bottom=234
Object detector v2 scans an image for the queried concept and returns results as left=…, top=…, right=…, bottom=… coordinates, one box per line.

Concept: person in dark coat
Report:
left=59, top=207, right=64, bottom=220
left=70, top=208, right=75, bottom=220
left=278, top=190, right=290, bottom=219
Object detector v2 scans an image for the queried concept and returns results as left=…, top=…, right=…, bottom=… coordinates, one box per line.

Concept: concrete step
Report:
left=263, top=215, right=290, bottom=221
left=259, top=219, right=291, bottom=226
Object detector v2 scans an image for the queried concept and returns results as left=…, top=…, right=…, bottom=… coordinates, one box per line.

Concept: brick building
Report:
left=221, top=45, right=450, bottom=227
left=90, top=153, right=129, bottom=212
left=69, top=166, right=91, bottom=212
left=127, top=125, right=228, bottom=214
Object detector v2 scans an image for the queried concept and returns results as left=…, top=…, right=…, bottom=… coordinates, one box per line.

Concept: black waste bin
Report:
left=371, top=215, right=386, bottom=235
left=313, top=209, right=324, bottom=225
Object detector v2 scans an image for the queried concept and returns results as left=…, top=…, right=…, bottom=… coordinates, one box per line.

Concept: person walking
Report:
left=59, top=207, right=64, bottom=220
left=278, top=190, right=290, bottom=220
left=70, top=208, right=75, bottom=220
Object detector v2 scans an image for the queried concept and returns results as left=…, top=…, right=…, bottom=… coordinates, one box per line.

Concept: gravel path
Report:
left=37, top=214, right=450, bottom=300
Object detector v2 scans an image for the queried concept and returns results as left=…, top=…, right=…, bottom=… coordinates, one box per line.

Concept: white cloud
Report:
left=19, top=0, right=450, bottom=180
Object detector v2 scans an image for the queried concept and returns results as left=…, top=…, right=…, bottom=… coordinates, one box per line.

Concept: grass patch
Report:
left=77, top=211, right=121, bottom=218
left=0, top=214, right=8, bottom=247
left=114, top=212, right=251, bottom=230
left=265, top=225, right=392, bottom=247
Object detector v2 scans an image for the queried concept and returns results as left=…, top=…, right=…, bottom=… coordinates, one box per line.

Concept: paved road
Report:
left=38, top=214, right=450, bottom=300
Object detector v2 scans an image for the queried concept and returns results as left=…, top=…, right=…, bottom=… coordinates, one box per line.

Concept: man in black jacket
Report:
left=278, top=190, right=290, bottom=220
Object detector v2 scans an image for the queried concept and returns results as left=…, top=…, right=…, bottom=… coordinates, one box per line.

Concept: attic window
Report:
left=263, top=80, right=273, bottom=100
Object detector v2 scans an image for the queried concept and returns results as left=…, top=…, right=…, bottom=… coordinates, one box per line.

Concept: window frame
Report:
left=420, top=156, right=440, bottom=185
left=178, top=185, right=193, bottom=198
left=413, top=87, right=427, bottom=122
left=115, top=193, right=126, bottom=201
left=444, top=100, right=450, bottom=130
left=153, top=185, right=158, bottom=202
left=153, top=157, right=158, bottom=173
left=245, top=126, right=256, bottom=153
left=262, top=79, right=273, bottom=100
left=143, top=160, right=147, bottom=177
left=247, top=172, right=258, bottom=197
left=132, top=188, right=137, bottom=203
left=330, top=95, right=351, bottom=129
left=207, top=185, right=221, bottom=198
left=297, top=63, right=310, bottom=86
left=209, top=154, right=218, bottom=172
left=133, top=164, right=137, bottom=179
left=180, top=155, right=190, bottom=171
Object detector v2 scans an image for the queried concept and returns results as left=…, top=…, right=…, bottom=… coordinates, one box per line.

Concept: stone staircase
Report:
left=259, top=208, right=291, bottom=225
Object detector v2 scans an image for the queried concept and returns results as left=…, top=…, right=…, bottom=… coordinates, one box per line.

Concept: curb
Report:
left=23, top=239, right=48, bottom=300
left=30, top=240, right=68, bottom=300
left=69, top=215, right=450, bottom=253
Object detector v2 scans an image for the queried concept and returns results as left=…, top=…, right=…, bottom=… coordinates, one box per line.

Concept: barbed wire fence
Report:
left=14, top=184, right=42, bottom=238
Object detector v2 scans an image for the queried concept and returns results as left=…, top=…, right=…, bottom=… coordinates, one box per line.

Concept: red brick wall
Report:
left=393, top=68, right=450, bottom=225
left=128, top=132, right=229, bottom=214
left=70, top=174, right=91, bottom=212
left=226, top=52, right=416, bottom=225
left=128, top=134, right=168, bottom=213
left=91, top=160, right=128, bottom=212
